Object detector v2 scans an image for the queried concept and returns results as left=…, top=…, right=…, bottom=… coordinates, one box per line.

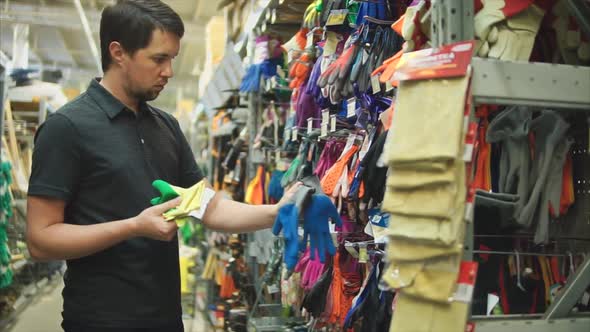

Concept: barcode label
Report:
left=321, top=124, right=328, bottom=137
left=454, top=283, right=474, bottom=303
left=322, top=109, right=330, bottom=124
left=371, top=75, right=381, bottom=94
left=465, top=202, right=474, bottom=222
left=347, top=98, right=356, bottom=118
left=267, top=284, right=280, bottom=294
left=385, top=80, right=394, bottom=92
left=330, top=115, right=336, bottom=132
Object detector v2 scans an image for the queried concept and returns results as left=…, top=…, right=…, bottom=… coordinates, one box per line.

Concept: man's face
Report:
left=121, top=29, right=180, bottom=102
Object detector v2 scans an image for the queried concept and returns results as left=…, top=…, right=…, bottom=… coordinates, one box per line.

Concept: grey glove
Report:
left=519, top=110, right=570, bottom=229
left=291, top=185, right=315, bottom=222
left=487, top=106, right=532, bottom=221
left=474, top=190, right=520, bottom=230
left=534, top=136, right=573, bottom=244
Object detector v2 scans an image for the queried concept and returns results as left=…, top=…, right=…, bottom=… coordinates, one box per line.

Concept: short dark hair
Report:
left=100, top=0, right=184, bottom=72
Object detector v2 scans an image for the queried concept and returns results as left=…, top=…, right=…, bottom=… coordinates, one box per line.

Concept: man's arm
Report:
left=201, top=183, right=300, bottom=233
left=26, top=196, right=182, bottom=261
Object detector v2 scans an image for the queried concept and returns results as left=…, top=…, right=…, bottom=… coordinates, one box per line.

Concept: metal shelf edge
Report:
left=472, top=316, right=590, bottom=332
left=471, top=58, right=590, bottom=110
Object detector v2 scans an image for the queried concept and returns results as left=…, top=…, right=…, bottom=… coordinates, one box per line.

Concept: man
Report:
left=26, top=1, right=297, bottom=331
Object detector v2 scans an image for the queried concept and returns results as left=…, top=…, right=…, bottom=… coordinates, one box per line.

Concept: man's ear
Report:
left=109, top=41, right=127, bottom=67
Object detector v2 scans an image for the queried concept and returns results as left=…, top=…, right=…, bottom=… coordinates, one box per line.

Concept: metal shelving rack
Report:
left=430, top=1, right=590, bottom=331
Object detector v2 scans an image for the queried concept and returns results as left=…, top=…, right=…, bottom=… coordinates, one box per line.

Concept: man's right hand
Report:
left=133, top=197, right=181, bottom=241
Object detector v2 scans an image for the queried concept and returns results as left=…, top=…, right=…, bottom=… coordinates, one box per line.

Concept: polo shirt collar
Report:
left=87, top=78, right=157, bottom=119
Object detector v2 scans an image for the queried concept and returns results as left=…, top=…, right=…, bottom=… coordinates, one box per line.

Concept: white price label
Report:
left=267, top=284, right=280, bottom=294
left=330, top=115, right=336, bottom=132
left=307, top=118, right=313, bottom=134
left=463, top=144, right=475, bottom=162
left=385, top=80, right=394, bottom=92
left=322, top=109, right=330, bottom=125
left=292, top=127, right=298, bottom=141
left=306, top=32, right=314, bottom=49
left=454, top=283, right=475, bottom=303
left=347, top=98, right=356, bottom=118
left=321, top=124, right=328, bottom=137
left=371, top=75, right=381, bottom=94
left=465, top=202, right=474, bottom=223
left=277, top=65, right=285, bottom=79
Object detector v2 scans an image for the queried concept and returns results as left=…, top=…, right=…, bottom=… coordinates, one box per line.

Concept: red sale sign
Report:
left=393, top=41, right=476, bottom=81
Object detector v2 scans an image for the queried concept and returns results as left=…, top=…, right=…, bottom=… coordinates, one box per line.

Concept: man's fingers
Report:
left=153, top=197, right=182, bottom=214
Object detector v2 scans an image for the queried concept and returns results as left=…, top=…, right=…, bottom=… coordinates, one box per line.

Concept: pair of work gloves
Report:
left=150, top=179, right=213, bottom=227
left=317, top=33, right=361, bottom=102
left=475, top=0, right=547, bottom=61
left=272, top=184, right=342, bottom=271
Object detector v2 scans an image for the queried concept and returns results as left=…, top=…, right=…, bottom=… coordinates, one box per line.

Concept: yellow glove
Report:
left=151, top=179, right=207, bottom=226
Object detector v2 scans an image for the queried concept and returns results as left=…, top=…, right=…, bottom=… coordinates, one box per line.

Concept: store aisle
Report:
left=7, top=280, right=208, bottom=332
left=9, top=279, right=63, bottom=332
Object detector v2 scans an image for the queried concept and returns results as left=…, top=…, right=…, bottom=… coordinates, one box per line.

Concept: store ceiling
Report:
left=0, top=0, right=222, bottom=111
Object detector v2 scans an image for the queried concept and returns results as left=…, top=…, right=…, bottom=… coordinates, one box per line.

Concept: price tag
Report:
left=292, top=127, right=298, bottom=141
left=344, top=242, right=359, bottom=258
left=326, top=9, right=348, bottom=26
left=322, top=109, right=330, bottom=125
left=277, top=65, right=285, bottom=79
left=463, top=122, right=478, bottom=162
left=358, top=244, right=368, bottom=263
left=275, top=150, right=281, bottom=163
left=453, top=261, right=478, bottom=303
left=385, top=80, right=394, bottom=92
left=465, top=186, right=475, bottom=222
left=330, top=115, right=336, bottom=132
left=321, top=124, right=328, bottom=138
left=306, top=32, right=314, bottom=49
left=307, top=118, right=313, bottom=134
left=371, top=75, right=381, bottom=94
left=323, top=31, right=339, bottom=56
left=267, top=284, right=280, bottom=294
left=347, top=98, right=356, bottom=118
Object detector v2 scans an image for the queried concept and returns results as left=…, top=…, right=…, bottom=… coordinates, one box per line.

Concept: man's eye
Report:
left=153, top=57, right=166, bottom=64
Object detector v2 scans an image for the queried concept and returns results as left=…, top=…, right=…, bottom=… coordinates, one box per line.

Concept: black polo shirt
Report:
left=28, top=79, right=203, bottom=327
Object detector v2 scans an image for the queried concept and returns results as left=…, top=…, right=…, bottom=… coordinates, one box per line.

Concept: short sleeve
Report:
left=28, top=114, right=81, bottom=201
left=171, top=117, right=203, bottom=187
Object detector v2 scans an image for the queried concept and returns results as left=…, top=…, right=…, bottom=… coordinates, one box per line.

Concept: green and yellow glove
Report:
left=151, top=179, right=207, bottom=227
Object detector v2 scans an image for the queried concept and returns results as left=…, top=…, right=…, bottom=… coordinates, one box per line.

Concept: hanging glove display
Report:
left=299, top=194, right=342, bottom=263
left=289, top=52, right=314, bottom=89
left=301, top=265, right=334, bottom=318
left=551, top=0, right=590, bottom=64
left=486, top=106, right=532, bottom=225
left=0, top=161, right=13, bottom=289
left=272, top=204, right=301, bottom=271
left=317, top=35, right=360, bottom=102
left=475, top=0, right=545, bottom=61
left=150, top=179, right=210, bottom=227
left=303, top=0, right=323, bottom=29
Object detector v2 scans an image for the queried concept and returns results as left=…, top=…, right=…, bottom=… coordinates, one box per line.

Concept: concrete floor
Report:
left=7, top=280, right=208, bottom=332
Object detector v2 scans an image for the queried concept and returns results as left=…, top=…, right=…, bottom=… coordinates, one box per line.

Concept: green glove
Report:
left=151, top=179, right=207, bottom=226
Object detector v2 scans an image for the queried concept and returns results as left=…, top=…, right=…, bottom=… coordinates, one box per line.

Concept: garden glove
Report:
left=300, top=194, right=342, bottom=262
left=317, top=40, right=359, bottom=89
left=271, top=204, right=301, bottom=271
left=475, top=0, right=533, bottom=44
left=488, top=4, right=545, bottom=61
left=486, top=106, right=532, bottom=220
left=151, top=179, right=207, bottom=226
left=519, top=110, right=569, bottom=229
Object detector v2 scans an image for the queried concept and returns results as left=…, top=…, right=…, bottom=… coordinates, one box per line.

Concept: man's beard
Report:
left=125, top=83, right=160, bottom=103
left=133, top=89, right=159, bottom=102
